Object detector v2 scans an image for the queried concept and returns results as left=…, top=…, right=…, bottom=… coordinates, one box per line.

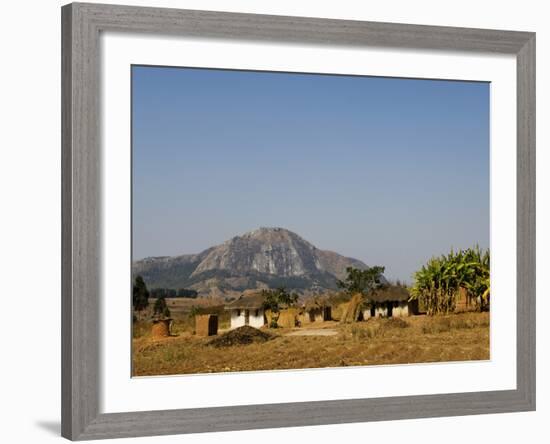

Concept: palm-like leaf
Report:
left=411, top=247, right=490, bottom=315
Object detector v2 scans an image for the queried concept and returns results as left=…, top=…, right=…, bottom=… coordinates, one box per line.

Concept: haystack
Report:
left=277, top=308, right=300, bottom=328
left=265, top=308, right=300, bottom=328
left=332, top=302, right=348, bottom=321
left=339, top=294, right=364, bottom=323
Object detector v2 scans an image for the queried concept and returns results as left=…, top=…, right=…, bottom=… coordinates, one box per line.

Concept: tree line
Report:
left=149, top=287, right=198, bottom=299
left=133, top=275, right=172, bottom=320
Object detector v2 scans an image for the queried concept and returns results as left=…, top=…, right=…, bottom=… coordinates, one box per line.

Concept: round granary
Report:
left=151, top=319, right=172, bottom=337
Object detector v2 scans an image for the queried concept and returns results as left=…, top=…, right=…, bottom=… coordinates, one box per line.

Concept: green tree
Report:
left=153, top=296, right=171, bottom=319
left=132, top=275, right=149, bottom=318
left=336, top=266, right=386, bottom=296
left=262, top=287, right=299, bottom=328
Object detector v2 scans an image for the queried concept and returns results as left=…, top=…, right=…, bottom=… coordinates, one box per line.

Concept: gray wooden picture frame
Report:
left=61, top=2, right=536, bottom=440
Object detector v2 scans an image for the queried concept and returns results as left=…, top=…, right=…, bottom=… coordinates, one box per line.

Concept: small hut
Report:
left=363, top=285, right=415, bottom=319
left=225, top=290, right=267, bottom=330
left=195, top=314, right=218, bottom=336
left=455, top=286, right=479, bottom=312
left=302, top=298, right=332, bottom=323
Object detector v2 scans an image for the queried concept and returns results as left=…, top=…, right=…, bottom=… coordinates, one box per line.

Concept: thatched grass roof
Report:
left=225, top=290, right=266, bottom=310
left=303, top=296, right=331, bottom=311
left=367, top=285, right=410, bottom=303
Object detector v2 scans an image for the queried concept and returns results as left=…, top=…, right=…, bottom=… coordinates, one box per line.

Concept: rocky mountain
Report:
left=132, top=227, right=368, bottom=297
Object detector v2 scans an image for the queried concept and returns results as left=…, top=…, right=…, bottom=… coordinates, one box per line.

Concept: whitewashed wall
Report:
left=230, top=309, right=265, bottom=329
left=375, top=304, right=388, bottom=318
left=362, top=308, right=372, bottom=320
left=230, top=310, right=246, bottom=329
left=249, top=309, right=265, bottom=328
left=393, top=302, right=409, bottom=317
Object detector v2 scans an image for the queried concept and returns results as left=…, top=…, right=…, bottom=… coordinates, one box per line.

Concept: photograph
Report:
left=0, top=0, right=540, bottom=442
left=131, top=66, right=490, bottom=377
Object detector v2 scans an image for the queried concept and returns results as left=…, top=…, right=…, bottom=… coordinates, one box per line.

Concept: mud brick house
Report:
left=225, top=290, right=267, bottom=329
left=361, top=285, right=418, bottom=319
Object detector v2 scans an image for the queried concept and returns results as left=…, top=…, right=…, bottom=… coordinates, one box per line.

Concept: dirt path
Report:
left=285, top=329, right=338, bottom=336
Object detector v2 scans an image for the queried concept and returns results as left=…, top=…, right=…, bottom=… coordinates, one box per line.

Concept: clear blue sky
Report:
left=132, top=66, right=489, bottom=282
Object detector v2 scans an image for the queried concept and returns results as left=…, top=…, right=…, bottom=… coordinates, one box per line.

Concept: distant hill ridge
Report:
left=132, top=227, right=368, bottom=297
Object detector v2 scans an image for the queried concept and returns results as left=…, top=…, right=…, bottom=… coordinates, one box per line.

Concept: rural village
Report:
left=132, top=231, right=490, bottom=376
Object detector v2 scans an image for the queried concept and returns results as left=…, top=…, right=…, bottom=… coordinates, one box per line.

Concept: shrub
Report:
left=153, top=296, right=171, bottom=319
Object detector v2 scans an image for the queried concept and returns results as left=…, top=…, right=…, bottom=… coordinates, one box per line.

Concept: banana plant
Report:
left=411, top=247, right=490, bottom=315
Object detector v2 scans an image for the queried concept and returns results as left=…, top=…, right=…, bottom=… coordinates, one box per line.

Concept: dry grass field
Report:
left=132, top=312, right=489, bottom=376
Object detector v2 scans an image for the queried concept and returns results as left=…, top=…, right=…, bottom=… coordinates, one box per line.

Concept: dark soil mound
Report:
left=208, top=325, right=275, bottom=347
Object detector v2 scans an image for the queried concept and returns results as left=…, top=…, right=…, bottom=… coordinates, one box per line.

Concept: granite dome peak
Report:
left=133, top=228, right=368, bottom=297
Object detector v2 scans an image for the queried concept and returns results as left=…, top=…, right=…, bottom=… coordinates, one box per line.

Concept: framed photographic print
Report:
left=61, top=2, right=535, bottom=440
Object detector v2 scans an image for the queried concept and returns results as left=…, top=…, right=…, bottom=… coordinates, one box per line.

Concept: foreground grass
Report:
left=132, top=312, right=489, bottom=376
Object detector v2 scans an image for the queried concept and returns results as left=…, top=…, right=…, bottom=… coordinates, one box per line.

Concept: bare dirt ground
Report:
left=132, top=312, right=490, bottom=376
left=286, top=329, right=338, bottom=336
